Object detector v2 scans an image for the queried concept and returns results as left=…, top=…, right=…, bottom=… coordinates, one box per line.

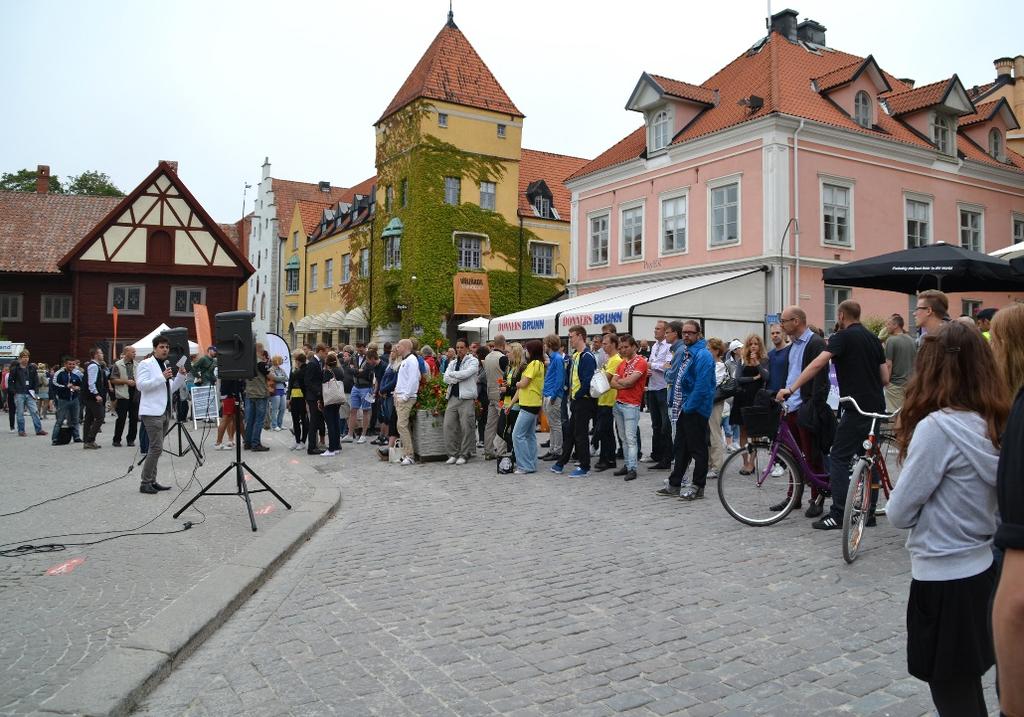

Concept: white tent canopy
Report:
left=342, top=307, right=369, bottom=328
left=489, top=268, right=767, bottom=341
left=458, top=316, right=491, bottom=331
left=325, top=310, right=347, bottom=329
left=990, top=244, right=1024, bottom=261
left=130, top=323, right=200, bottom=354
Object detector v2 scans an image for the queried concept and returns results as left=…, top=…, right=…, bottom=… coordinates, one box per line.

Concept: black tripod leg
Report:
left=178, top=422, right=204, bottom=465
left=172, top=461, right=234, bottom=519
left=240, top=462, right=292, bottom=510
left=237, top=462, right=258, bottom=532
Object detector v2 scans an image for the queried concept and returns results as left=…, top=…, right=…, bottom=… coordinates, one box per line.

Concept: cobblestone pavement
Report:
left=0, top=414, right=316, bottom=715
left=136, top=414, right=998, bottom=717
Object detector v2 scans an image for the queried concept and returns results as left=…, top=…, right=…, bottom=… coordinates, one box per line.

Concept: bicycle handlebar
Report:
left=839, top=396, right=899, bottom=421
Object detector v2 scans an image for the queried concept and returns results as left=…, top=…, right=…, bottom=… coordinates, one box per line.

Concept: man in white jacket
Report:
left=136, top=334, right=187, bottom=494
left=442, top=338, right=480, bottom=465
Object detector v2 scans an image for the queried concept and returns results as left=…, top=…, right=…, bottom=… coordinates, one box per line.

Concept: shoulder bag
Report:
left=322, top=375, right=345, bottom=406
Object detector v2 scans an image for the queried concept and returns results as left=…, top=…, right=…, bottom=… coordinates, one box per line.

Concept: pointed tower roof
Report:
left=376, top=15, right=523, bottom=124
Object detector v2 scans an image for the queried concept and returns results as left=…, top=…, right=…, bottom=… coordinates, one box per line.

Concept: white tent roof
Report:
left=489, top=268, right=765, bottom=340
left=308, top=312, right=331, bottom=330
left=342, top=307, right=369, bottom=327
left=458, top=316, right=491, bottom=331
left=990, top=244, right=1024, bottom=261
left=130, top=323, right=200, bottom=354
left=325, top=310, right=347, bottom=329
left=296, top=316, right=313, bottom=331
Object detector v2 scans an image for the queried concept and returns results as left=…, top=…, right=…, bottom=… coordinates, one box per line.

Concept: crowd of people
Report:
left=5, top=290, right=1024, bottom=715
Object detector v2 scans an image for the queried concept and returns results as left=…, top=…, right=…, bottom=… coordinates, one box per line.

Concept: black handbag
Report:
left=714, top=376, right=738, bottom=403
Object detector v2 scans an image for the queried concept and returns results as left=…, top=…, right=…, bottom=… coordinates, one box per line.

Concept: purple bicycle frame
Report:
left=759, top=417, right=830, bottom=491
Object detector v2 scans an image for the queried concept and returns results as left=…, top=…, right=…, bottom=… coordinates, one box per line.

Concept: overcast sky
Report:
left=2, top=0, right=1020, bottom=222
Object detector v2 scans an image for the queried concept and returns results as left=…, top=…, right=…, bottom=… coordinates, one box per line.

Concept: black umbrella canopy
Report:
left=821, top=242, right=1024, bottom=294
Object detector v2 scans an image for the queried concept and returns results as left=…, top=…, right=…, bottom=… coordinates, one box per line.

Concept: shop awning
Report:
left=295, top=316, right=313, bottom=331
left=488, top=268, right=766, bottom=340
left=325, top=310, right=347, bottom=329
left=308, top=312, right=331, bottom=330
left=342, top=307, right=369, bottom=327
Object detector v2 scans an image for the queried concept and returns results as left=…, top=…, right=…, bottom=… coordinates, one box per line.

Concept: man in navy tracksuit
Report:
left=658, top=320, right=716, bottom=500
left=551, top=325, right=597, bottom=478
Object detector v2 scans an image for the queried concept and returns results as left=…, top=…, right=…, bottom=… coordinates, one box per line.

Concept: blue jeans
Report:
left=51, top=398, right=81, bottom=441
left=613, top=402, right=641, bottom=470
left=245, top=397, right=268, bottom=447
left=15, top=393, right=42, bottom=433
left=512, top=409, right=539, bottom=472
left=270, top=394, right=286, bottom=429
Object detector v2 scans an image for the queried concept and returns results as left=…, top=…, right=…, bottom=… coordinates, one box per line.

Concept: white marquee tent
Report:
left=130, top=323, right=200, bottom=354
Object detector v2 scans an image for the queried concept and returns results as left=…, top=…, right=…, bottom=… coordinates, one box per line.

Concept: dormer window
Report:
left=930, top=113, right=954, bottom=155
left=652, top=110, right=671, bottom=151
left=989, top=128, right=1004, bottom=161
left=854, top=91, right=872, bottom=128
left=535, top=197, right=550, bottom=218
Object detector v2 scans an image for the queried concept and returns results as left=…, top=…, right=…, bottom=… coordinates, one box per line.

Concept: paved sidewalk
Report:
left=0, top=415, right=339, bottom=716
left=135, top=415, right=997, bottom=716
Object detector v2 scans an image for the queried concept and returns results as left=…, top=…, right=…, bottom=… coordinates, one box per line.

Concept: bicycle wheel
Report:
left=842, top=459, right=872, bottom=564
left=718, top=442, right=803, bottom=526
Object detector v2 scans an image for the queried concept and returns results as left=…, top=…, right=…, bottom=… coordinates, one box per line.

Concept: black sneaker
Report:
left=613, top=466, right=629, bottom=477
left=655, top=486, right=679, bottom=497
left=769, top=499, right=801, bottom=512
left=679, top=486, right=705, bottom=501
left=804, top=499, right=823, bottom=518
left=864, top=511, right=877, bottom=528
left=593, top=462, right=614, bottom=472
left=624, top=470, right=637, bottom=482
left=652, top=461, right=672, bottom=470
left=812, top=515, right=841, bottom=530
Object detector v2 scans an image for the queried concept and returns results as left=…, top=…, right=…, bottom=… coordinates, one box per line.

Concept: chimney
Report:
left=898, top=78, right=916, bottom=89
left=160, top=160, right=178, bottom=173
left=35, top=165, right=50, bottom=194
left=796, top=19, right=826, bottom=46
left=318, top=181, right=331, bottom=193
left=770, top=9, right=799, bottom=42
left=1015, top=55, right=1024, bottom=80
left=995, top=57, right=1014, bottom=81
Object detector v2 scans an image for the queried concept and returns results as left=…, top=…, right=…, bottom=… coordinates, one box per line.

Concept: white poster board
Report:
left=191, top=385, right=219, bottom=428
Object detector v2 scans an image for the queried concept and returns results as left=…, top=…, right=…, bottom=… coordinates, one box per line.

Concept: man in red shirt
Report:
left=610, top=334, right=648, bottom=482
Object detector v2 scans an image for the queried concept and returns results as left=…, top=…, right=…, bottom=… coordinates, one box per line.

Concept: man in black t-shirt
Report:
left=777, top=300, right=888, bottom=530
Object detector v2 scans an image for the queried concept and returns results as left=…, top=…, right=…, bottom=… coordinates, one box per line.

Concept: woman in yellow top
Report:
left=511, top=339, right=546, bottom=474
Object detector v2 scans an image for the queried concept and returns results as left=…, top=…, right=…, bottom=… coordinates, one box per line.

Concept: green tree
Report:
left=0, top=168, right=63, bottom=193
left=65, top=170, right=124, bottom=197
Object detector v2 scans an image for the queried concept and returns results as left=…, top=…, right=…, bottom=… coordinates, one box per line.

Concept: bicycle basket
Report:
left=742, top=404, right=781, bottom=438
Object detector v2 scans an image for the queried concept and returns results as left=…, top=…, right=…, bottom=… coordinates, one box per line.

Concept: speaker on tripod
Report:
left=215, top=311, right=256, bottom=379
left=163, top=327, right=192, bottom=374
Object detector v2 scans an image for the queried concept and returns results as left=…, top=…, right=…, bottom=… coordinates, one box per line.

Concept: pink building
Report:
left=565, top=10, right=1024, bottom=332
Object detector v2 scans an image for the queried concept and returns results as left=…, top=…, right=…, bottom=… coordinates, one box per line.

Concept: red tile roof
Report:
left=310, top=175, right=379, bottom=242
left=293, top=200, right=334, bottom=236
left=377, top=20, right=522, bottom=124
left=571, top=34, right=1023, bottom=181
left=218, top=222, right=241, bottom=248
left=959, top=99, right=1006, bottom=128
left=517, top=149, right=590, bottom=221
left=0, top=191, right=121, bottom=273
left=883, top=77, right=956, bottom=116
left=813, top=58, right=866, bottom=92
left=648, top=74, right=717, bottom=106
left=271, top=179, right=350, bottom=240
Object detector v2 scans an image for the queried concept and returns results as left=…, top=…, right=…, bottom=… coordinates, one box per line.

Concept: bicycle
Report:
left=837, top=396, right=899, bottom=564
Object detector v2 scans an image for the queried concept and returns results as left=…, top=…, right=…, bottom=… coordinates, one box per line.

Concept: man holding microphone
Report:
left=136, top=334, right=187, bottom=494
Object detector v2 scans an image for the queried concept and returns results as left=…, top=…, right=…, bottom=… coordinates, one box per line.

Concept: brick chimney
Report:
left=995, top=57, right=1014, bottom=81
left=36, top=165, right=50, bottom=194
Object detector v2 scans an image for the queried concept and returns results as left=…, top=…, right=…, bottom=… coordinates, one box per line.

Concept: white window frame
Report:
left=529, top=241, right=556, bottom=277
left=384, top=236, right=401, bottom=270
left=479, top=181, right=496, bottom=211
left=438, top=112, right=448, bottom=128
left=309, top=264, right=318, bottom=292
left=853, top=91, right=872, bottom=128
left=497, top=124, right=506, bottom=138
left=108, top=283, right=145, bottom=315
left=444, top=176, right=461, bottom=206
left=904, top=192, right=933, bottom=249
left=360, top=248, right=370, bottom=278
left=453, top=232, right=485, bottom=270
left=169, top=286, right=206, bottom=317
left=286, top=267, right=299, bottom=294
left=619, top=200, right=645, bottom=264
left=1013, top=213, right=1024, bottom=245
left=650, top=108, right=672, bottom=152
left=325, top=258, right=334, bottom=288
left=824, top=286, right=852, bottom=331
left=819, top=175, right=855, bottom=249
left=957, top=203, right=985, bottom=253
left=587, top=210, right=610, bottom=268
left=41, top=294, right=72, bottom=323
left=930, top=112, right=954, bottom=155
left=0, top=293, right=23, bottom=322
left=658, top=188, right=689, bottom=257
left=707, top=174, right=742, bottom=249
left=962, top=299, right=982, bottom=318
left=341, top=254, right=350, bottom=284
left=989, top=128, right=1004, bottom=161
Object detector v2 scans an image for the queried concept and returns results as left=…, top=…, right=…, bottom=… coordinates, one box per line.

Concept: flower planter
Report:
left=412, top=409, right=447, bottom=460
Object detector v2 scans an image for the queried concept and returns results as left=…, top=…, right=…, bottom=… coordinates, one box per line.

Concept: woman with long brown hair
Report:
left=990, top=303, right=1024, bottom=716
left=886, top=321, right=1009, bottom=716
left=730, top=334, right=768, bottom=474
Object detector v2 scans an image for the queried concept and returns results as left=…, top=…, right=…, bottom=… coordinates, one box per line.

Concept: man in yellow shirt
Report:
left=594, top=333, right=621, bottom=471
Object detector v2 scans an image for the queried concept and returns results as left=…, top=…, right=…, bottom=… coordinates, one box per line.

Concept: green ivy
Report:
left=370, top=101, right=563, bottom=345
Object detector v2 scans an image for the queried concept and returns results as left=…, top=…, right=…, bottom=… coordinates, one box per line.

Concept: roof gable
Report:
left=814, top=55, right=890, bottom=94
left=59, top=162, right=254, bottom=275
left=959, top=97, right=1021, bottom=131
left=376, top=18, right=522, bottom=124
left=884, top=75, right=975, bottom=117
left=626, top=72, right=716, bottom=112
left=517, top=149, right=589, bottom=221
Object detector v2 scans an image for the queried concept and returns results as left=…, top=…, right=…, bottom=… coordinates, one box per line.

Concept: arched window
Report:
left=989, top=128, right=1004, bottom=160
left=260, top=294, right=266, bottom=321
left=853, top=91, right=872, bottom=128
left=931, top=113, right=953, bottom=154
left=652, top=110, right=671, bottom=151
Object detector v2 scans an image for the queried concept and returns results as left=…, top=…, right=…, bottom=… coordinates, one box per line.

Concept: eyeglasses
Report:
left=914, top=305, right=930, bottom=312
left=681, top=330, right=698, bottom=335
left=779, top=317, right=797, bottom=324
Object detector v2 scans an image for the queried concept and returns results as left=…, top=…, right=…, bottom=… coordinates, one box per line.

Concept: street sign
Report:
left=396, top=304, right=408, bottom=310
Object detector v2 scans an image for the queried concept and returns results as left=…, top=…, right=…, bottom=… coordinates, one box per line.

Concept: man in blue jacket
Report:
left=657, top=319, right=715, bottom=500
left=551, top=325, right=596, bottom=478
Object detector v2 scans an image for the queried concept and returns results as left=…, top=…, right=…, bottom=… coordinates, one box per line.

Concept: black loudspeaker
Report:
left=215, top=311, right=256, bottom=379
left=164, top=327, right=192, bottom=374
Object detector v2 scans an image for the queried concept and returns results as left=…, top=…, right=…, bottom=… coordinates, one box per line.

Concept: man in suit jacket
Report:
left=303, top=344, right=328, bottom=455
left=136, top=334, right=187, bottom=494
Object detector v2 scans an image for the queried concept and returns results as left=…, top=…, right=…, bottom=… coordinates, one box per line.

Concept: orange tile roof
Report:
left=271, top=178, right=350, bottom=240
left=310, top=175, right=379, bottom=242
left=883, top=77, right=956, bottom=116
left=813, top=58, right=866, bottom=92
left=648, top=74, right=717, bottom=106
left=517, top=149, right=590, bottom=221
left=959, top=99, right=1006, bottom=128
left=0, top=191, right=121, bottom=273
left=570, top=34, right=1024, bottom=182
left=377, top=19, right=522, bottom=124
left=293, top=200, right=334, bottom=236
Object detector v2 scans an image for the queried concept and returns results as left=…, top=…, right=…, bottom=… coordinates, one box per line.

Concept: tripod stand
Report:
left=173, top=393, right=290, bottom=531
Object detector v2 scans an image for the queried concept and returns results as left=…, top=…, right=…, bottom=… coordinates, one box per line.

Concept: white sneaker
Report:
left=226, top=441, right=235, bottom=448
left=446, top=456, right=458, bottom=465
left=321, top=450, right=337, bottom=457
left=341, top=434, right=353, bottom=443
left=400, top=456, right=415, bottom=466
left=214, top=443, right=223, bottom=450
left=455, top=456, right=467, bottom=465
left=771, top=463, right=786, bottom=477
left=356, top=436, right=367, bottom=444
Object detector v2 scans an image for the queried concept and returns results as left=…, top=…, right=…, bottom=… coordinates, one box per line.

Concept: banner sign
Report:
left=453, top=272, right=491, bottom=316
left=559, top=310, right=626, bottom=333
left=494, top=318, right=549, bottom=335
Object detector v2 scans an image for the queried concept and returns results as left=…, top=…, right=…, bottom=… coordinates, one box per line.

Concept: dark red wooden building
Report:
left=0, top=162, right=253, bottom=363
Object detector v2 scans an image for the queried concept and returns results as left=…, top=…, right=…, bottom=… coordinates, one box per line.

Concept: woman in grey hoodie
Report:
left=887, top=321, right=1010, bottom=717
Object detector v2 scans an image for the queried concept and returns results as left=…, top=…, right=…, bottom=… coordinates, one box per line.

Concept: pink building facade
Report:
left=567, top=11, right=1024, bottom=331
